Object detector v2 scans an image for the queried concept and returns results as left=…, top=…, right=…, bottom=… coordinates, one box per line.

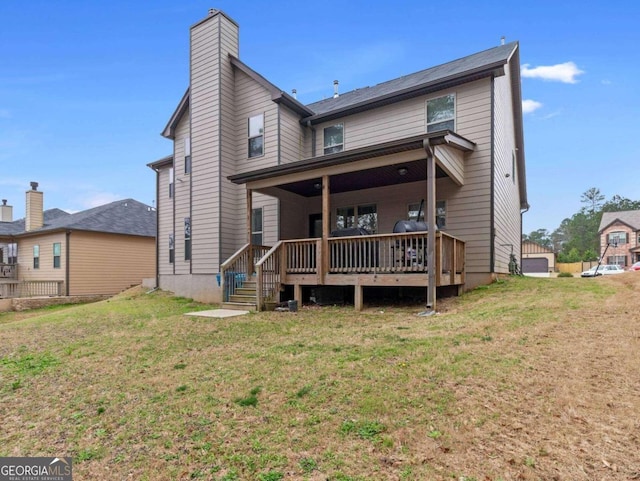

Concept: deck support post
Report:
left=423, top=139, right=437, bottom=315
left=354, top=284, right=363, bottom=311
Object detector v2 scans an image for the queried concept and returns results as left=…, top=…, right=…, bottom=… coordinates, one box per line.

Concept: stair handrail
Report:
left=220, top=243, right=251, bottom=302
left=254, top=241, right=284, bottom=311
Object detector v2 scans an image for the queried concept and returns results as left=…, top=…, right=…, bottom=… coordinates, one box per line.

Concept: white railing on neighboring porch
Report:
left=0, top=263, right=17, bottom=279
left=0, top=280, right=64, bottom=298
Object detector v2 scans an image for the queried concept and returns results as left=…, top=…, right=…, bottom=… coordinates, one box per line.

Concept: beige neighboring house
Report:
left=598, top=210, right=640, bottom=267
left=148, top=9, right=528, bottom=310
left=521, top=240, right=556, bottom=275
left=0, top=183, right=157, bottom=297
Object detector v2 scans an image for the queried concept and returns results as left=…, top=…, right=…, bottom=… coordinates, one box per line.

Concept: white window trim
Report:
left=426, top=93, right=456, bottom=133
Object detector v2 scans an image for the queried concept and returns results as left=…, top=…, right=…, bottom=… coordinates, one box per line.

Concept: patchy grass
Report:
left=1, top=276, right=639, bottom=480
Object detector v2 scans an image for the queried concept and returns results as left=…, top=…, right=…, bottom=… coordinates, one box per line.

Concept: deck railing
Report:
left=282, top=231, right=465, bottom=279
left=0, top=280, right=64, bottom=298
left=232, top=231, right=465, bottom=310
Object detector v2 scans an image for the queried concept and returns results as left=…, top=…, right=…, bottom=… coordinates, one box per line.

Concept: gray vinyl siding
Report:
left=280, top=105, right=305, bottom=164
left=173, top=114, right=190, bottom=274
left=308, top=79, right=494, bottom=273
left=157, top=165, right=174, bottom=275
left=190, top=13, right=239, bottom=273
left=232, top=70, right=281, bottom=249
left=492, top=60, right=522, bottom=272
left=218, top=17, right=241, bottom=264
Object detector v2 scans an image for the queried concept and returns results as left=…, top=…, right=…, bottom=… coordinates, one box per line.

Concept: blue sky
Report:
left=1, top=0, right=638, bottom=234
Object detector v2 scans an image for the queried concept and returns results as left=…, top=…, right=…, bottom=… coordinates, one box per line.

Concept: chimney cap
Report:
left=30, top=181, right=39, bottom=191
left=2, top=199, right=6, bottom=206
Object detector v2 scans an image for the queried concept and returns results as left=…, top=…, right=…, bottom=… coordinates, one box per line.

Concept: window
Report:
left=323, top=123, right=344, bottom=154
left=184, top=138, right=191, bottom=174
left=248, top=114, right=264, bottom=158
left=7, top=243, right=17, bottom=264
left=336, top=204, right=377, bottom=233
left=169, top=168, right=174, bottom=198
left=607, top=255, right=627, bottom=267
left=426, top=94, right=455, bottom=132
left=251, top=208, right=263, bottom=245
left=33, top=245, right=40, bottom=269
left=408, top=201, right=446, bottom=229
left=607, top=231, right=627, bottom=245
left=169, top=234, right=175, bottom=264
left=184, top=218, right=191, bottom=261
left=53, top=243, right=61, bottom=268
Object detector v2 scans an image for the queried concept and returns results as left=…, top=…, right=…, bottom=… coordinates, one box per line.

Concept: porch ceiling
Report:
left=279, top=159, right=447, bottom=197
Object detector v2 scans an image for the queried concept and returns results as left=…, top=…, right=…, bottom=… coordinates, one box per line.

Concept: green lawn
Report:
left=0, top=276, right=634, bottom=480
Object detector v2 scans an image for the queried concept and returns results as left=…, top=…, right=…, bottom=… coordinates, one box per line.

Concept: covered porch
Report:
left=224, top=131, right=474, bottom=311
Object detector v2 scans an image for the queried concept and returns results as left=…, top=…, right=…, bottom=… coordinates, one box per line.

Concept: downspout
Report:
left=489, top=76, right=496, bottom=273
left=307, top=120, right=316, bottom=157
left=154, top=166, right=160, bottom=289
left=520, top=204, right=530, bottom=272
left=65, top=230, right=70, bottom=296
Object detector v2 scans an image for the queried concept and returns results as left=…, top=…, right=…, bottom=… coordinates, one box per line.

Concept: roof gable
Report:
left=599, top=210, right=640, bottom=232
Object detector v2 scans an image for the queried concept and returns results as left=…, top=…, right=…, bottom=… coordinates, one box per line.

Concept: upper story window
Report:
left=324, top=123, right=344, bottom=155
left=248, top=114, right=264, bottom=158
left=7, top=243, right=17, bottom=264
left=53, top=242, right=61, bottom=268
left=607, top=231, right=627, bottom=245
left=184, top=138, right=192, bottom=174
left=169, top=168, right=174, bottom=198
left=426, top=94, right=455, bottom=132
left=33, top=245, right=40, bottom=269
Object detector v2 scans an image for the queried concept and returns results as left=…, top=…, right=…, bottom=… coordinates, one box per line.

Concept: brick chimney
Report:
left=0, top=199, right=12, bottom=222
left=25, top=182, right=43, bottom=231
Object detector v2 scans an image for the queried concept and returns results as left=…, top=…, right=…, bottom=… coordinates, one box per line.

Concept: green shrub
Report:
left=557, top=272, right=574, bottom=278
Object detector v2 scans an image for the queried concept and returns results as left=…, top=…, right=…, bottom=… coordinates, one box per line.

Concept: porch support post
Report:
left=246, top=188, right=254, bottom=272
left=422, top=139, right=437, bottom=315
left=320, top=175, right=330, bottom=282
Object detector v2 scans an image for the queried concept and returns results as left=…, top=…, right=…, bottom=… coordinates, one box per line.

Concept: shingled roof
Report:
left=303, top=41, right=519, bottom=122
left=0, top=199, right=156, bottom=238
left=599, top=210, right=640, bottom=232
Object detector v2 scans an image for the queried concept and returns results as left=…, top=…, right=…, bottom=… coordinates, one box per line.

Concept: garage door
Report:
left=522, top=257, right=548, bottom=273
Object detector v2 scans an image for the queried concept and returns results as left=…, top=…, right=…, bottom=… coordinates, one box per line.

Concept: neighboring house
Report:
left=521, top=240, right=556, bottom=275
left=148, top=9, right=527, bottom=310
left=598, top=210, right=640, bottom=267
left=0, top=183, right=157, bottom=296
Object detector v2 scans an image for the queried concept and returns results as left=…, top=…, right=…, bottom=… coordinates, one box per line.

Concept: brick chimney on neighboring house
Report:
left=25, top=182, right=43, bottom=231
left=0, top=199, right=12, bottom=222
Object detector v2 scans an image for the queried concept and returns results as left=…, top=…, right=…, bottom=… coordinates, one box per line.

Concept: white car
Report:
left=580, top=264, right=625, bottom=277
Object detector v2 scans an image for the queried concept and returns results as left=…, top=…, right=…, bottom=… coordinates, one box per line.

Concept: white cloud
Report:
left=82, top=192, right=123, bottom=209
left=521, top=62, right=585, bottom=83
left=522, top=99, right=543, bottom=114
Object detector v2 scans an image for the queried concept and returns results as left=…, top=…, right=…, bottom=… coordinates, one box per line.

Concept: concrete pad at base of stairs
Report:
left=184, top=309, right=250, bottom=318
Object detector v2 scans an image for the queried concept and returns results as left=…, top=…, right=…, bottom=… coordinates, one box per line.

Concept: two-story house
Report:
left=598, top=210, right=640, bottom=267
left=148, top=9, right=527, bottom=310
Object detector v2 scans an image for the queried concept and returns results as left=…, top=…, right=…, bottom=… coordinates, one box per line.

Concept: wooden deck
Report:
left=221, top=232, right=465, bottom=310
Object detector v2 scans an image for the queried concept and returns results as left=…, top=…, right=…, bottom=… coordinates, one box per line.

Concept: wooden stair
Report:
left=222, top=276, right=257, bottom=311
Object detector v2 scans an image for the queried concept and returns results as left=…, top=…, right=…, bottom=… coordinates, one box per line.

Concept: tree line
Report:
left=523, top=188, right=640, bottom=263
